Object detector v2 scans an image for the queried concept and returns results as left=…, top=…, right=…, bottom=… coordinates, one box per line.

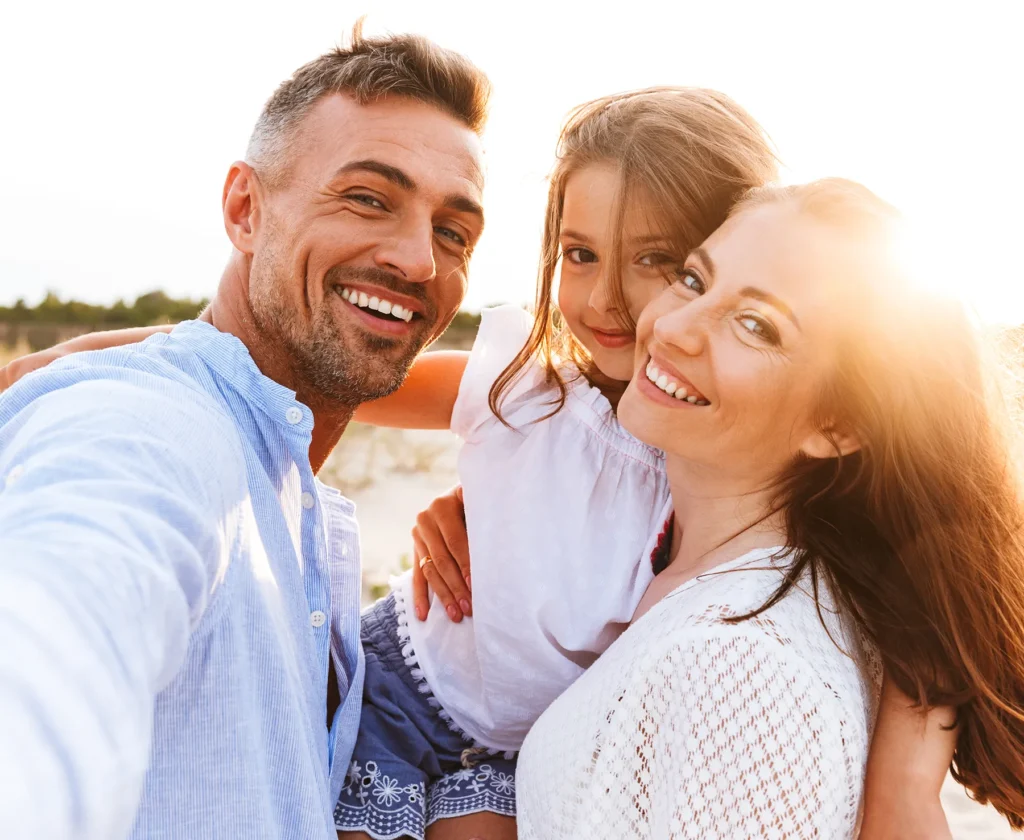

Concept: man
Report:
left=0, top=25, right=489, bottom=840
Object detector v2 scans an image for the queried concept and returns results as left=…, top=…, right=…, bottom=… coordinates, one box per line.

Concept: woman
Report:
left=514, top=179, right=1024, bottom=837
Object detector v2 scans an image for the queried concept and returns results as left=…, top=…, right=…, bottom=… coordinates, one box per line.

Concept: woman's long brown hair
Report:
left=733, top=180, right=1024, bottom=826
left=488, top=87, right=779, bottom=422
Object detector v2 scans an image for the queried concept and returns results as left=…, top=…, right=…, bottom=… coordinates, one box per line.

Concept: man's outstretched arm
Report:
left=0, top=376, right=245, bottom=840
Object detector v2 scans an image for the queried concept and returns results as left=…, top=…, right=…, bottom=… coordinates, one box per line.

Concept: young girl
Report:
left=4, top=89, right=964, bottom=839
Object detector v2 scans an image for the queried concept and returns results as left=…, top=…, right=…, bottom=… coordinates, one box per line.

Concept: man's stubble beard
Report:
left=250, top=262, right=426, bottom=407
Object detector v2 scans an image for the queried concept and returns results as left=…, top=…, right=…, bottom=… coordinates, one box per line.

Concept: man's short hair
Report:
left=247, top=21, right=491, bottom=185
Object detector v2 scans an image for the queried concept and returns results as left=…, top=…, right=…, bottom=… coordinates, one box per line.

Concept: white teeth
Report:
left=340, top=287, right=413, bottom=322
left=645, top=359, right=707, bottom=405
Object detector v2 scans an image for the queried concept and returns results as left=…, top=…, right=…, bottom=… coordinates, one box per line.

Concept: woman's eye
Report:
left=675, top=269, right=706, bottom=295
left=435, top=226, right=466, bottom=246
left=564, top=247, right=598, bottom=265
left=738, top=313, right=780, bottom=344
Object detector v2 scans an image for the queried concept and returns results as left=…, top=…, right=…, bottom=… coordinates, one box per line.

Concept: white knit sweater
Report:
left=516, top=548, right=882, bottom=839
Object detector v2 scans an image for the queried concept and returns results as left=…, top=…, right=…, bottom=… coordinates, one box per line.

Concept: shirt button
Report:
left=310, top=610, right=327, bottom=628
left=301, top=492, right=315, bottom=510
left=285, top=406, right=303, bottom=425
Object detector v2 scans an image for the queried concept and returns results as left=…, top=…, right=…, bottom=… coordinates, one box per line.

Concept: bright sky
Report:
left=1, top=1, right=1021, bottom=322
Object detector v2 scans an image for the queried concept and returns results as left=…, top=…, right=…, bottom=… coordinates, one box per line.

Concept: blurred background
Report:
left=2, top=1, right=1021, bottom=835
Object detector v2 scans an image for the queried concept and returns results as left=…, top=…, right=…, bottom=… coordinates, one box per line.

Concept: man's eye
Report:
left=435, top=226, right=466, bottom=246
left=348, top=194, right=386, bottom=210
left=564, top=247, right=598, bottom=264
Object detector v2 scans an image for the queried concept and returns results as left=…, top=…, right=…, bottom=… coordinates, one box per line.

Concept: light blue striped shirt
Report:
left=0, top=320, right=364, bottom=840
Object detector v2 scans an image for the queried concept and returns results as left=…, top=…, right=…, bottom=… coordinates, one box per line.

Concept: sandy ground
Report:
left=325, top=425, right=1018, bottom=839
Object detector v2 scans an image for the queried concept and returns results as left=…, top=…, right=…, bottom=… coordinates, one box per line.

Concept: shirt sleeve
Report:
left=0, top=377, right=247, bottom=840
left=450, top=304, right=546, bottom=439
left=625, top=629, right=853, bottom=839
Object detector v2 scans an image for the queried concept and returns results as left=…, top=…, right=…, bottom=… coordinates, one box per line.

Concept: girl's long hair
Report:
left=734, top=179, right=1024, bottom=827
left=488, top=87, right=779, bottom=422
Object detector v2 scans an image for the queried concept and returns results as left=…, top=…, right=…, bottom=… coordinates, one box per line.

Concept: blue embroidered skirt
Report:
left=334, top=594, right=517, bottom=840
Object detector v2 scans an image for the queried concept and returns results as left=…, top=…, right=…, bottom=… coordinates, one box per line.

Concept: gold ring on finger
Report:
left=418, top=555, right=432, bottom=569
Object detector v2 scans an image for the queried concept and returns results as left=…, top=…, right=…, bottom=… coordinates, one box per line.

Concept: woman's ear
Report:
left=799, top=423, right=861, bottom=460
left=222, top=161, right=261, bottom=255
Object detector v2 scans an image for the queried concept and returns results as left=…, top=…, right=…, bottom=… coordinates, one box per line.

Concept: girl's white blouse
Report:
left=395, top=305, right=671, bottom=751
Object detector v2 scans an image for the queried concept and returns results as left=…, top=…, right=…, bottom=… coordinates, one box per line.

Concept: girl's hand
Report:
left=1, top=344, right=71, bottom=390
left=0, top=325, right=174, bottom=391
left=411, top=485, right=472, bottom=623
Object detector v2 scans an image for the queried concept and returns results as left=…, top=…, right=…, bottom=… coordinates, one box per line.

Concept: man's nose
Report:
left=373, top=219, right=437, bottom=284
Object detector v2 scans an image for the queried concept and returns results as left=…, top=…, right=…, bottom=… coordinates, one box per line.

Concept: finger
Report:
left=413, top=527, right=462, bottom=622
left=416, top=514, right=472, bottom=618
left=432, top=495, right=472, bottom=591
left=411, top=534, right=431, bottom=621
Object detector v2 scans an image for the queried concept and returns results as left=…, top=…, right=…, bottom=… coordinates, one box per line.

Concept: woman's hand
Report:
left=411, top=485, right=472, bottom=623
left=859, top=679, right=955, bottom=840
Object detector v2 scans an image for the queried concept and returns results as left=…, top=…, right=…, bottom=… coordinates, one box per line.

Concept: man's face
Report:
left=247, top=94, right=485, bottom=403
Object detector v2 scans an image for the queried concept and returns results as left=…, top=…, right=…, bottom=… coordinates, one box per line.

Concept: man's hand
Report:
left=411, top=485, right=472, bottom=623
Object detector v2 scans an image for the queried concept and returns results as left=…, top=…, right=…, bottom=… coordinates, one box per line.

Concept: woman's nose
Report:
left=653, top=302, right=706, bottom=357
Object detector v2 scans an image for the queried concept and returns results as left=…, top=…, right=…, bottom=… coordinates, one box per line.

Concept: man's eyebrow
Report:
left=444, top=194, right=484, bottom=222
left=333, top=159, right=416, bottom=191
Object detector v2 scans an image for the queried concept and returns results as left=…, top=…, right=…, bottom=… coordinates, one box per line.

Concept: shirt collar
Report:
left=165, top=320, right=314, bottom=435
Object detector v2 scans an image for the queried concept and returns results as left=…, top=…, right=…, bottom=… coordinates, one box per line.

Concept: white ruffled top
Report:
left=393, top=305, right=671, bottom=752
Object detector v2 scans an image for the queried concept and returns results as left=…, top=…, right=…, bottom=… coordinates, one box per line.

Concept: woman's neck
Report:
left=661, top=455, right=788, bottom=585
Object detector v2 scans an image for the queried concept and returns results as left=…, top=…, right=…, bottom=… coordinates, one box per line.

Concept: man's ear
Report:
left=222, top=162, right=261, bottom=255
left=799, top=422, right=861, bottom=460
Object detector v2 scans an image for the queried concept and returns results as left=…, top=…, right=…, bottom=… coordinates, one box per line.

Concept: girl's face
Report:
left=557, top=163, right=679, bottom=383
left=618, top=201, right=863, bottom=483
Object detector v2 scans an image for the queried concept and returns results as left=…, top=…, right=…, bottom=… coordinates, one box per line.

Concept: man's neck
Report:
left=201, top=257, right=355, bottom=473
left=662, top=455, right=787, bottom=584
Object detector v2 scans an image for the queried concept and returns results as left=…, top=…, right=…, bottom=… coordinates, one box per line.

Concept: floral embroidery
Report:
left=373, top=774, right=403, bottom=807
left=492, top=772, right=516, bottom=795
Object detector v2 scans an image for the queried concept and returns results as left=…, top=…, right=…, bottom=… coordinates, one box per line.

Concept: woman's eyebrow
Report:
left=740, top=286, right=802, bottom=331
left=692, top=246, right=801, bottom=330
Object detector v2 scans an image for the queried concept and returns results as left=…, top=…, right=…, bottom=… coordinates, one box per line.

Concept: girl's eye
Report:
left=435, top=226, right=466, bottom=246
left=564, top=246, right=598, bottom=265
left=738, top=313, right=780, bottom=345
left=674, top=269, right=706, bottom=295
left=348, top=194, right=386, bottom=210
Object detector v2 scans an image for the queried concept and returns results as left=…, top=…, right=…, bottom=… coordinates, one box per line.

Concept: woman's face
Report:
left=618, top=200, right=861, bottom=481
left=557, top=163, right=679, bottom=382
